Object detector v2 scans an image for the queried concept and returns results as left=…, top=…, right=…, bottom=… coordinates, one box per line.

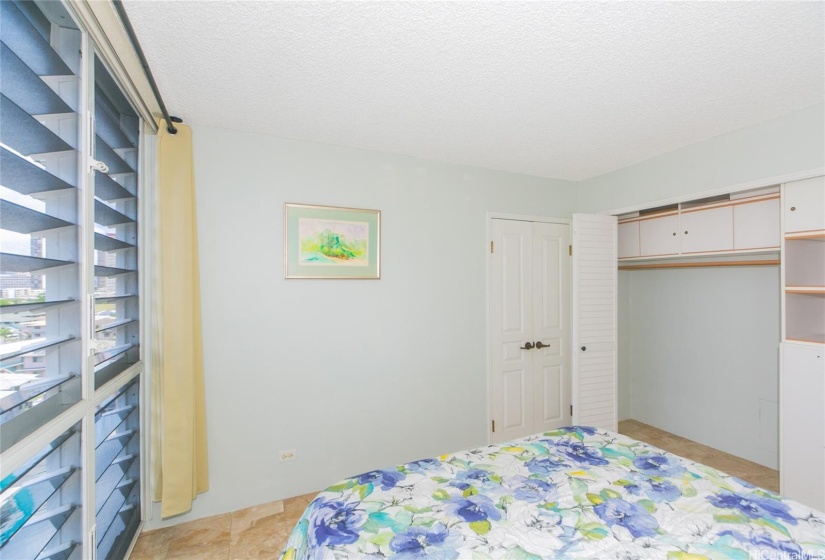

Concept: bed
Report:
left=280, top=426, right=825, bottom=559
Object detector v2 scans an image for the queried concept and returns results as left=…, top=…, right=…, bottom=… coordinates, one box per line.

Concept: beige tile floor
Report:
left=618, top=419, right=779, bottom=492
left=132, top=420, right=779, bottom=559
left=130, top=493, right=315, bottom=560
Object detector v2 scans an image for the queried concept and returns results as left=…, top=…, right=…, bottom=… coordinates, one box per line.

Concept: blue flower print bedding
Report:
left=280, top=427, right=825, bottom=559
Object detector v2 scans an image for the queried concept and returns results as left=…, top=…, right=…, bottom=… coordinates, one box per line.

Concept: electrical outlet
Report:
left=279, top=449, right=296, bottom=462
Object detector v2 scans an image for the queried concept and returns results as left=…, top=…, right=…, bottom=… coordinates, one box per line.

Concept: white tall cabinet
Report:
left=780, top=175, right=825, bottom=511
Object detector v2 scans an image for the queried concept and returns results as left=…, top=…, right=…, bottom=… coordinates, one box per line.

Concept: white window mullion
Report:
left=78, top=26, right=98, bottom=560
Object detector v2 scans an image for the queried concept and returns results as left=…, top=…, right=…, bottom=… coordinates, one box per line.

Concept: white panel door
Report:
left=491, top=219, right=534, bottom=442
left=572, top=214, right=618, bottom=431
left=733, top=198, right=780, bottom=250
left=780, top=342, right=825, bottom=510
left=491, top=219, right=571, bottom=443
left=680, top=206, right=734, bottom=254
left=784, top=176, right=825, bottom=234
left=532, top=223, right=571, bottom=433
left=639, top=214, right=679, bottom=257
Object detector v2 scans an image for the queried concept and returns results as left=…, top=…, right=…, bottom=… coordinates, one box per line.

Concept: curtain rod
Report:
left=111, top=0, right=180, bottom=134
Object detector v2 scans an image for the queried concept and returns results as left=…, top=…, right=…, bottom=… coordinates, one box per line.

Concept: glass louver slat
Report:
left=95, top=371, right=141, bottom=560
left=94, top=170, right=133, bottom=201
left=0, top=425, right=80, bottom=557
left=94, top=419, right=131, bottom=453
left=0, top=336, right=76, bottom=363
left=94, top=135, right=133, bottom=175
left=94, top=200, right=134, bottom=226
left=94, top=96, right=133, bottom=150
left=95, top=454, right=136, bottom=513
left=0, top=465, right=76, bottom=547
left=94, top=294, right=137, bottom=304
left=36, top=540, right=77, bottom=560
left=0, top=299, right=76, bottom=318
left=0, top=252, right=74, bottom=273
left=0, top=43, right=72, bottom=115
left=95, top=429, right=135, bottom=480
left=93, top=351, right=140, bottom=393
left=93, top=265, right=135, bottom=278
left=95, top=318, right=137, bottom=333
left=13, top=0, right=51, bottom=41
left=94, top=233, right=134, bottom=252
left=0, top=147, right=75, bottom=194
left=0, top=3, right=72, bottom=77
left=3, top=504, right=78, bottom=560
left=0, top=94, right=73, bottom=155
left=0, top=373, right=76, bottom=417
left=93, top=343, right=135, bottom=365
left=96, top=478, right=135, bottom=536
left=0, top=429, right=75, bottom=491
left=96, top=481, right=139, bottom=559
left=0, top=200, right=73, bottom=234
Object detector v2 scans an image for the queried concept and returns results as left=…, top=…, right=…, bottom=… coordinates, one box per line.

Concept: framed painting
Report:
left=284, top=203, right=381, bottom=279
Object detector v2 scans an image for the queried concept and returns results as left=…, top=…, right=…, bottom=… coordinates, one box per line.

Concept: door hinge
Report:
left=490, top=241, right=494, bottom=253
left=569, top=245, right=572, bottom=256
left=492, top=420, right=495, bottom=433
left=570, top=405, right=573, bottom=416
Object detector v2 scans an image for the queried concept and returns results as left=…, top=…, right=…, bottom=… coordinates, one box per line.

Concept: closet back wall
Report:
left=146, top=125, right=577, bottom=529
left=619, top=267, right=780, bottom=468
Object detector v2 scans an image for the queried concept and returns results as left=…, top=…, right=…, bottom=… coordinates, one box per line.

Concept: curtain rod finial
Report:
left=167, top=116, right=182, bottom=134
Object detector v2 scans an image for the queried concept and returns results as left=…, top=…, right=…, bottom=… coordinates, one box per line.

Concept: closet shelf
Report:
left=785, top=287, right=825, bottom=295
left=786, top=334, right=825, bottom=345
left=619, top=259, right=779, bottom=271
left=785, top=231, right=825, bottom=241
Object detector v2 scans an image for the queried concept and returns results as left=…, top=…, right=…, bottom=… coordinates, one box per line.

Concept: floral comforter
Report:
left=280, top=427, right=825, bottom=559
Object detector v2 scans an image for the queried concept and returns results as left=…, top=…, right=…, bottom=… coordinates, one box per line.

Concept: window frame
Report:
left=0, top=1, right=154, bottom=556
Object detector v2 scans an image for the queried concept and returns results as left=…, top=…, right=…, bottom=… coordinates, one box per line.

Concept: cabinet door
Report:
left=618, top=221, right=640, bottom=259
left=680, top=206, right=734, bottom=254
left=734, top=198, right=780, bottom=250
left=781, top=343, right=825, bottom=510
left=639, top=215, right=679, bottom=257
left=785, top=176, right=825, bottom=234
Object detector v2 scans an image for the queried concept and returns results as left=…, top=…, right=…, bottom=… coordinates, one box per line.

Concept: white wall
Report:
left=147, top=126, right=577, bottom=528
left=619, top=267, right=781, bottom=468
left=578, top=103, right=825, bottom=214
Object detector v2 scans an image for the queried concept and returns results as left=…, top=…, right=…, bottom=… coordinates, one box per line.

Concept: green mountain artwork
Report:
left=299, top=221, right=368, bottom=266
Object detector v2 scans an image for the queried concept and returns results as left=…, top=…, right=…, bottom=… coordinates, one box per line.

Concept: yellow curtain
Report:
left=150, top=120, right=209, bottom=518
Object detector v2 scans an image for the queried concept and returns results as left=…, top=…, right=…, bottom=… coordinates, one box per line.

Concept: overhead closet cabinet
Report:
left=617, top=190, right=781, bottom=260
left=780, top=175, right=825, bottom=511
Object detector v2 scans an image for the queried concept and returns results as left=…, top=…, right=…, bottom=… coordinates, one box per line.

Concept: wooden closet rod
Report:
left=618, top=260, right=780, bottom=271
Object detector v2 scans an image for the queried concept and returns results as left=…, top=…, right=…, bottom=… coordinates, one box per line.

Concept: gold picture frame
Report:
left=284, top=203, right=381, bottom=279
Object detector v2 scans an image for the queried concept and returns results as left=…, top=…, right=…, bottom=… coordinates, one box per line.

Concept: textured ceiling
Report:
left=124, top=1, right=824, bottom=181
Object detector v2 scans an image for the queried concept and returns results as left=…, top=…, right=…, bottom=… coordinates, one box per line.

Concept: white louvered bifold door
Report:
left=572, top=214, right=618, bottom=432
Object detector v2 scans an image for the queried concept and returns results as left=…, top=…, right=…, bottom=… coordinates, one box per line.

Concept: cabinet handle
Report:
left=790, top=206, right=796, bottom=211
left=581, top=346, right=587, bottom=351
left=684, top=231, right=689, bottom=234
left=672, top=232, right=676, bottom=236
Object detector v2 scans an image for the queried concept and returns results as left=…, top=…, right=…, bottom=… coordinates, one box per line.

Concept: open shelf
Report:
left=786, top=292, right=825, bottom=346
left=785, top=230, right=825, bottom=241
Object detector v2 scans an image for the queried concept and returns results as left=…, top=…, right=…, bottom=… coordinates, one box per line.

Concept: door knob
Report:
left=535, top=341, right=550, bottom=349
left=581, top=346, right=587, bottom=351
left=520, top=342, right=534, bottom=350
